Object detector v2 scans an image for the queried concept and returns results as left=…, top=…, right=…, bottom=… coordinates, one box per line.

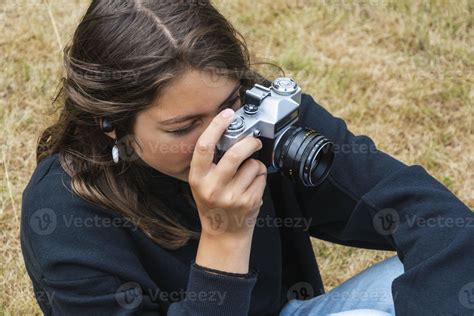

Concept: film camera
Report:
left=213, top=77, right=335, bottom=187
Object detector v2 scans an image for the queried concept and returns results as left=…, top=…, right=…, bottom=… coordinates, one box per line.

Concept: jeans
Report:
left=279, top=255, right=404, bottom=316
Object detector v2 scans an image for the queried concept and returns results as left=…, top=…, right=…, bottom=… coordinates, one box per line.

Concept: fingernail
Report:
left=221, top=108, right=234, bottom=118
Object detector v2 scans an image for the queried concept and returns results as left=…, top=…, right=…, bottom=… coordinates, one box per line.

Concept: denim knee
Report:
left=280, top=256, right=404, bottom=316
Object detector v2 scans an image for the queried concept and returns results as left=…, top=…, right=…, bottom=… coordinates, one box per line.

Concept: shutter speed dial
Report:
left=225, top=115, right=245, bottom=135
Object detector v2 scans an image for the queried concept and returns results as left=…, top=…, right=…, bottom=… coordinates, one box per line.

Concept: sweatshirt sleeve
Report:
left=283, top=93, right=474, bottom=315
left=168, top=262, right=258, bottom=315
left=20, top=156, right=258, bottom=316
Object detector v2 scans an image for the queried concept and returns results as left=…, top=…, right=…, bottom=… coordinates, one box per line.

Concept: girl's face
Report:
left=131, top=69, right=242, bottom=182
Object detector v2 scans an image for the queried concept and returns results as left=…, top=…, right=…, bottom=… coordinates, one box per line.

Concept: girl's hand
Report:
left=189, top=108, right=267, bottom=239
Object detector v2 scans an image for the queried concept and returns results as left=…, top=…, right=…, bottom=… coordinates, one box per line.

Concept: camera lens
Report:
left=273, top=126, right=334, bottom=187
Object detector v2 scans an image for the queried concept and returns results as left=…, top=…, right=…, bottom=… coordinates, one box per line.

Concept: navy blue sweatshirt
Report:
left=20, top=93, right=474, bottom=315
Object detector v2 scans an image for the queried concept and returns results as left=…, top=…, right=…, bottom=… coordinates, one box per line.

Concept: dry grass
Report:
left=1, top=0, right=472, bottom=314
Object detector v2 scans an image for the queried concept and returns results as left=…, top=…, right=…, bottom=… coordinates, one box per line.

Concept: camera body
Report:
left=214, top=77, right=335, bottom=187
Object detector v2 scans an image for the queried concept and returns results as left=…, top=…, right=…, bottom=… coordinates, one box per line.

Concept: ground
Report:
left=0, top=0, right=472, bottom=314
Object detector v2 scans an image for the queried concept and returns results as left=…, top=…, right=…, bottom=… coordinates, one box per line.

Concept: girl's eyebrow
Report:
left=159, top=84, right=241, bottom=125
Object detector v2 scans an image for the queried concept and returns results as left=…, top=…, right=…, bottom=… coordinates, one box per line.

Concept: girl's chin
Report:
left=173, top=166, right=189, bottom=175
left=177, top=166, right=190, bottom=182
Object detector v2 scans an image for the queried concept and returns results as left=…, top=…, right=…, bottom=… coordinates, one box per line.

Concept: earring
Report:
left=112, top=139, right=119, bottom=163
left=102, top=117, right=114, bottom=133
left=101, top=117, right=119, bottom=163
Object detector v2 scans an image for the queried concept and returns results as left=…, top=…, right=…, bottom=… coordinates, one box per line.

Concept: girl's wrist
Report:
left=195, top=230, right=254, bottom=274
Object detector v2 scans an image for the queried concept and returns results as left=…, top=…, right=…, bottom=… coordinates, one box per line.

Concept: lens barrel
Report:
left=273, top=126, right=334, bottom=187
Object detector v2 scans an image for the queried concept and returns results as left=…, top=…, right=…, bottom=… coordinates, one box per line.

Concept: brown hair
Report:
left=37, top=0, right=282, bottom=249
